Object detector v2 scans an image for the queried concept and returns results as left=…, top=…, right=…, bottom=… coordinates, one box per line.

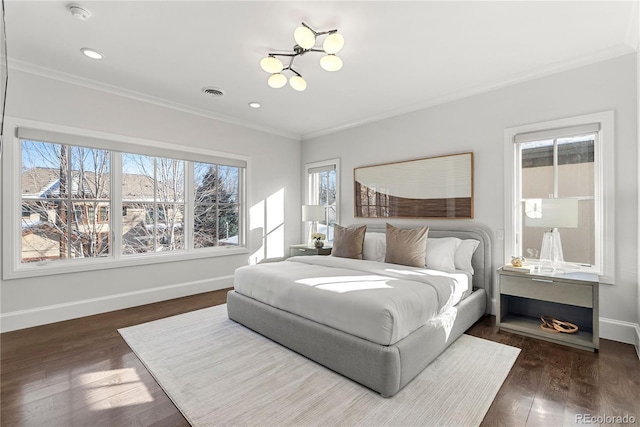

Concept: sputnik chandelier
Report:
left=260, top=22, right=344, bottom=91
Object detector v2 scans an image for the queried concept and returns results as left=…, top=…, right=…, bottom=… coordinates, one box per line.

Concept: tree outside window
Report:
left=194, top=163, right=240, bottom=248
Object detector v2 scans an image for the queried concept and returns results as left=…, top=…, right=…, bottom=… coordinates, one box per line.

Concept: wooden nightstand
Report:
left=497, top=268, right=599, bottom=351
left=289, top=244, right=332, bottom=257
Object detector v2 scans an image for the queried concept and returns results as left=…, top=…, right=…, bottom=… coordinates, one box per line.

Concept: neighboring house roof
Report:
left=21, top=167, right=178, bottom=201
left=22, top=167, right=59, bottom=196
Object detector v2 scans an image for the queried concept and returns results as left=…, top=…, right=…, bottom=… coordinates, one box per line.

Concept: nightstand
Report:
left=289, top=244, right=332, bottom=257
left=497, top=268, right=599, bottom=351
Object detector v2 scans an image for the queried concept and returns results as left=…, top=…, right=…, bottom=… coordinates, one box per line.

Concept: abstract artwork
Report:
left=354, top=152, right=473, bottom=218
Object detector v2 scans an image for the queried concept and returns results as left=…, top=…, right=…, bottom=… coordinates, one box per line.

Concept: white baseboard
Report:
left=634, top=322, right=640, bottom=360
left=598, top=317, right=640, bottom=351
left=0, top=275, right=234, bottom=333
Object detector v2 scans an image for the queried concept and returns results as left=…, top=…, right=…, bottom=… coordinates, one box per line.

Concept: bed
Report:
left=227, top=224, right=492, bottom=397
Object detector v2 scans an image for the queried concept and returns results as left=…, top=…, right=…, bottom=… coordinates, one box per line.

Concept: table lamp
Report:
left=301, top=204, right=325, bottom=245
left=524, top=198, right=578, bottom=273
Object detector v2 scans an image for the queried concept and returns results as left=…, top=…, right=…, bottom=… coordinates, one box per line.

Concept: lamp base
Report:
left=538, top=228, right=565, bottom=274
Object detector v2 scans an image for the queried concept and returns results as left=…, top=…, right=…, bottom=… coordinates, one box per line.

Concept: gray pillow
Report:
left=331, top=224, right=366, bottom=259
left=384, top=223, right=429, bottom=267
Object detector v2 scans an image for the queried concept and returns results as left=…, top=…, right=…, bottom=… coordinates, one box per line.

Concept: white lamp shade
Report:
left=267, top=73, right=287, bottom=88
left=260, top=56, right=284, bottom=73
left=302, top=205, right=324, bottom=222
left=320, top=54, right=343, bottom=71
left=289, top=75, right=307, bottom=91
left=294, top=25, right=316, bottom=49
left=524, top=198, right=578, bottom=228
left=323, top=32, right=344, bottom=54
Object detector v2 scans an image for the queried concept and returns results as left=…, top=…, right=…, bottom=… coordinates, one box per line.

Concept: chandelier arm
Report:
left=301, top=22, right=337, bottom=37
left=314, top=29, right=338, bottom=36
left=268, top=52, right=298, bottom=58
left=287, top=55, right=296, bottom=70
left=269, top=48, right=324, bottom=58
left=287, top=67, right=302, bottom=78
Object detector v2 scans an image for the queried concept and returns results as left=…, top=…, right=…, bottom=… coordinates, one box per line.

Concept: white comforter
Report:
left=233, top=256, right=470, bottom=346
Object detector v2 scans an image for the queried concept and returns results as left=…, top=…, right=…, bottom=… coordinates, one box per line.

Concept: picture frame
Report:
left=354, top=152, right=473, bottom=219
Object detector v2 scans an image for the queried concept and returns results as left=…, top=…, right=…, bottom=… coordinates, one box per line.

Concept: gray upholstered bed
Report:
left=227, top=225, right=492, bottom=397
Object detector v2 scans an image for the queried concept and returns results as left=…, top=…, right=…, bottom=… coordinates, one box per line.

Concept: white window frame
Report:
left=2, top=117, right=249, bottom=280
left=304, top=158, right=340, bottom=242
left=503, top=111, right=615, bottom=283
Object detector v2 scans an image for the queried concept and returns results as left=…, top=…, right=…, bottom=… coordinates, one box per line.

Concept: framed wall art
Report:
left=354, top=152, right=473, bottom=219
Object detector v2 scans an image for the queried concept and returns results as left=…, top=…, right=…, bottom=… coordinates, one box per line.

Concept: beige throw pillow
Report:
left=384, top=223, right=429, bottom=267
left=331, top=224, right=367, bottom=259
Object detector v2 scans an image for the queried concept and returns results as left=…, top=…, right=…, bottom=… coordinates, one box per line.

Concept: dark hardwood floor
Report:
left=1, top=290, right=638, bottom=426
left=468, top=316, right=640, bottom=427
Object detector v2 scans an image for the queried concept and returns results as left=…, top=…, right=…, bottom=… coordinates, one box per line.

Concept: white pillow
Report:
left=455, top=239, right=480, bottom=274
left=425, top=237, right=459, bottom=272
left=362, top=232, right=386, bottom=262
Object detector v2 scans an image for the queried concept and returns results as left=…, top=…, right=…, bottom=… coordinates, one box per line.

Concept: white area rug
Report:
left=119, top=304, right=520, bottom=427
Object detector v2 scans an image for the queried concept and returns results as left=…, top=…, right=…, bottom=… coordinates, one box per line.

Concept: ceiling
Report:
left=4, top=1, right=638, bottom=140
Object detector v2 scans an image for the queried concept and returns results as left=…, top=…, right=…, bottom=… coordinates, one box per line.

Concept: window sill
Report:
left=3, top=246, right=249, bottom=281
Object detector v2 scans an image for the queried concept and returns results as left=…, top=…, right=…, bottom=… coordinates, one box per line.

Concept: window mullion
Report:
left=66, top=144, right=72, bottom=260
left=553, top=139, right=559, bottom=198
left=153, top=157, right=158, bottom=252
left=112, top=152, right=122, bottom=260
left=185, top=161, right=194, bottom=251
left=215, top=165, right=220, bottom=246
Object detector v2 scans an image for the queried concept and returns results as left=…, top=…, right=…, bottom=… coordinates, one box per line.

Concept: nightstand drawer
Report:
left=289, top=246, right=332, bottom=257
left=501, top=275, right=592, bottom=308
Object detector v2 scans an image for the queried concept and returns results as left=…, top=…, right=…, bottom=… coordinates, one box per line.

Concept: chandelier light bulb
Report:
left=320, top=54, right=343, bottom=72
left=323, top=32, right=344, bottom=54
left=294, top=25, right=316, bottom=49
left=268, top=73, right=287, bottom=88
left=260, top=56, right=284, bottom=74
left=289, top=75, right=307, bottom=91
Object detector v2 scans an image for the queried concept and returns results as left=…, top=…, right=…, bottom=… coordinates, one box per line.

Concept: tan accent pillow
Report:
left=384, top=223, right=429, bottom=267
left=331, top=224, right=367, bottom=259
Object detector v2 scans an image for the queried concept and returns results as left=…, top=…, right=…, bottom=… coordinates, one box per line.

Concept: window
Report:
left=121, top=154, right=185, bottom=254
left=306, top=159, right=339, bottom=242
left=4, top=121, right=247, bottom=279
left=21, top=140, right=111, bottom=262
left=519, top=134, right=595, bottom=264
left=194, top=163, right=240, bottom=248
left=504, top=111, right=614, bottom=281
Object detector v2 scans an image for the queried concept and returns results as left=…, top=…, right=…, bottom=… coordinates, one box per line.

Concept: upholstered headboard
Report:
left=359, top=224, right=492, bottom=297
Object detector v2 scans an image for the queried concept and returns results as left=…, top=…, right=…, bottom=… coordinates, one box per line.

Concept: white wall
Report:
left=0, top=69, right=301, bottom=331
left=637, top=18, right=640, bottom=356
left=302, top=54, right=639, bottom=344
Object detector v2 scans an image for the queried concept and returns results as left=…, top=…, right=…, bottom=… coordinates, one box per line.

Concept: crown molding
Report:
left=7, top=43, right=633, bottom=145
left=302, top=45, right=635, bottom=141
left=8, top=58, right=301, bottom=141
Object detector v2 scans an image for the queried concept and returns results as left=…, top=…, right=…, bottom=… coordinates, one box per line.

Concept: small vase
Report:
left=314, top=240, right=324, bottom=249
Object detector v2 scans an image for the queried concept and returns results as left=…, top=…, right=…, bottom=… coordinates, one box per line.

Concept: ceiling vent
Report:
left=68, top=4, right=92, bottom=21
left=201, top=87, right=224, bottom=97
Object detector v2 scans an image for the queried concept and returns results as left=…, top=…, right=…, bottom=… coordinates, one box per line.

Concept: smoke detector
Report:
left=68, top=4, right=92, bottom=21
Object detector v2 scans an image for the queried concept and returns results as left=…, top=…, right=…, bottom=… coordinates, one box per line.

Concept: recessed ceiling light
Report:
left=248, top=102, right=261, bottom=108
left=81, top=48, right=103, bottom=60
